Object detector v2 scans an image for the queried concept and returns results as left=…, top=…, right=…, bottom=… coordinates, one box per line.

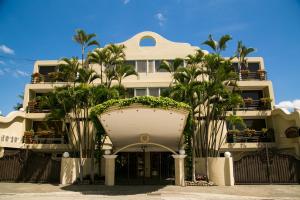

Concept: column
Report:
left=103, top=155, right=118, bottom=186
left=172, top=154, right=186, bottom=186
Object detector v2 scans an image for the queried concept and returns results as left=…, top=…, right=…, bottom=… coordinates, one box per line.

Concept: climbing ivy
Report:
left=90, top=96, right=190, bottom=117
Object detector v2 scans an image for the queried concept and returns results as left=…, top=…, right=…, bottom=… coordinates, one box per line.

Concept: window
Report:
left=241, top=90, right=263, bottom=100
left=139, top=36, right=156, bottom=47
left=135, top=88, right=147, bottom=96
left=39, top=66, right=57, bottom=75
left=149, top=88, right=159, bottom=97
left=136, top=61, right=147, bottom=73
left=155, top=60, right=168, bottom=72
left=126, top=88, right=134, bottom=98
left=248, top=62, right=260, bottom=71
left=148, top=60, right=155, bottom=73
left=244, top=119, right=266, bottom=131
left=125, top=60, right=135, bottom=68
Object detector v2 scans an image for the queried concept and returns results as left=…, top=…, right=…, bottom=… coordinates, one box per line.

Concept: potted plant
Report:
left=244, top=128, right=256, bottom=137
left=27, top=99, right=38, bottom=113
left=241, top=69, right=250, bottom=79
left=24, top=129, right=34, bottom=143
left=243, top=97, right=253, bottom=107
left=227, top=129, right=240, bottom=143
left=257, top=69, right=266, bottom=80
left=31, top=72, right=41, bottom=83
left=260, top=97, right=272, bottom=110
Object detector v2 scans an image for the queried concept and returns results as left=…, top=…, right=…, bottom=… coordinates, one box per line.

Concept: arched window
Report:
left=139, top=36, right=156, bottom=47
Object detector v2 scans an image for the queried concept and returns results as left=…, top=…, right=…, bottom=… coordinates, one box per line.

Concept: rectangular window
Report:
left=39, top=66, right=57, bottom=75
left=149, top=88, right=159, bottom=97
left=244, top=119, right=266, bottom=131
left=248, top=62, right=260, bottom=71
left=241, top=90, right=263, bottom=100
left=126, top=88, right=134, bottom=98
left=148, top=60, right=155, bottom=73
left=135, top=88, right=147, bottom=96
left=155, top=60, right=169, bottom=72
left=136, top=60, right=147, bottom=73
left=125, top=60, right=136, bottom=68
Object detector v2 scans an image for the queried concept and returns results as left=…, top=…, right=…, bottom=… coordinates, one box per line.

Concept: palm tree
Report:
left=88, top=48, right=109, bottom=84
left=202, top=34, right=232, bottom=55
left=234, top=41, right=255, bottom=80
left=58, top=57, right=80, bottom=83
left=73, top=29, right=99, bottom=67
left=105, top=44, right=126, bottom=65
left=77, top=68, right=100, bottom=84
left=114, top=64, right=138, bottom=87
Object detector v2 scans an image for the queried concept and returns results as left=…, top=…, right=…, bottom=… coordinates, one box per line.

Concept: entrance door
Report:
left=116, top=152, right=174, bottom=185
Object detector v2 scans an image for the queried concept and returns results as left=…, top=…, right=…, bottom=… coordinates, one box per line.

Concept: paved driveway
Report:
left=0, top=183, right=299, bottom=200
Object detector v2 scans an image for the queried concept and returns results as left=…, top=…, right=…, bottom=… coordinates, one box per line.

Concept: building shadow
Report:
left=60, top=184, right=167, bottom=195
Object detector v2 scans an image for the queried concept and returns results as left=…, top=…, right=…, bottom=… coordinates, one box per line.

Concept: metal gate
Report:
left=234, top=149, right=300, bottom=184
left=0, top=149, right=61, bottom=183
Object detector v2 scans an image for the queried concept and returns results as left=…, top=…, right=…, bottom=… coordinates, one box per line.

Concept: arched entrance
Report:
left=103, top=142, right=186, bottom=186
left=114, top=143, right=177, bottom=185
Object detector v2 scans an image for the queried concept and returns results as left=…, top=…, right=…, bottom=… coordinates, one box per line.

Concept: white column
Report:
left=172, top=154, right=186, bottom=186
left=103, top=155, right=118, bottom=186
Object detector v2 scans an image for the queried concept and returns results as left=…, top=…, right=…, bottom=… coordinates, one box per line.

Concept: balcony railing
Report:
left=23, top=131, right=67, bottom=144
left=227, top=129, right=275, bottom=143
left=27, top=100, right=50, bottom=113
left=235, top=99, right=272, bottom=111
left=31, top=72, right=67, bottom=84
left=240, top=70, right=267, bottom=81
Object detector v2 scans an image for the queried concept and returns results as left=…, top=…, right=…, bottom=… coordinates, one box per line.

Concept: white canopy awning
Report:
left=98, top=105, right=189, bottom=153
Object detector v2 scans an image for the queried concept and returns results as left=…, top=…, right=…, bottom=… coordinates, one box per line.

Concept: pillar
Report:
left=172, top=154, right=186, bottom=186
left=103, top=155, right=118, bottom=186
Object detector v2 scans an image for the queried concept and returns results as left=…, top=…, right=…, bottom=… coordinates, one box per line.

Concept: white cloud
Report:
left=0, top=67, right=29, bottom=78
left=276, top=99, right=300, bottom=110
left=155, top=12, right=167, bottom=27
left=123, top=0, right=130, bottom=4
left=0, top=44, right=15, bottom=55
left=13, top=70, right=30, bottom=77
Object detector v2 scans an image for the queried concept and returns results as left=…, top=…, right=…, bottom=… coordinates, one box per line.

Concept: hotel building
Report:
left=0, top=31, right=299, bottom=185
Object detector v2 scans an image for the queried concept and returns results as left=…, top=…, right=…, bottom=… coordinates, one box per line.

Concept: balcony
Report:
left=31, top=72, right=67, bottom=84
left=23, top=130, right=67, bottom=144
left=240, top=70, right=267, bottom=81
left=226, top=128, right=275, bottom=143
left=27, top=99, right=50, bottom=113
left=232, top=97, right=272, bottom=111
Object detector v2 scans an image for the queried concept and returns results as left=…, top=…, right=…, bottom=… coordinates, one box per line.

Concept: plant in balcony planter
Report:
left=227, top=129, right=240, bottom=143
left=257, top=70, right=266, bottom=80
left=240, top=69, right=250, bottom=79
left=244, top=128, right=256, bottom=137
left=24, top=129, right=34, bottom=143
left=260, top=97, right=272, bottom=109
left=243, top=97, right=253, bottom=107
left=31, top=72, right=41, bottom=83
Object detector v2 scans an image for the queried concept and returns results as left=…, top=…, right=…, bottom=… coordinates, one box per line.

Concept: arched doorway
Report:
left=114, top=143, right=176, bottom=185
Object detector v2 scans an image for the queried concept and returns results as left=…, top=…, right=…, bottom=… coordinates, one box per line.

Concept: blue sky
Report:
left=0, top=0, right=300, bottom=115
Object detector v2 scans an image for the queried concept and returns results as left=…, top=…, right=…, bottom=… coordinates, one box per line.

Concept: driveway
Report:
left=0, top=183, right=299, bottom=200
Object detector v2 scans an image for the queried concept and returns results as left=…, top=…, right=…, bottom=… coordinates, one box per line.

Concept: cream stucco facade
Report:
left=1, top=31, right=299, bottom=186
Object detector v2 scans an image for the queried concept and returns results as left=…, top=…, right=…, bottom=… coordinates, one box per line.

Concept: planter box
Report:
left=195, top=157, right=234, bottom=186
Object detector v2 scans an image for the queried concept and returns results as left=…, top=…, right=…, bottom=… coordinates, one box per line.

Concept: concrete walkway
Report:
left=0, top=183, right=299, bottom=200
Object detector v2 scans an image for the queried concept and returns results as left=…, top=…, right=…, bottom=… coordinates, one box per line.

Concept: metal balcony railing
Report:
left=227, top=130, right=275, bottom=143
left=240, top=70, right=267, bottom=81
left=23, top=131, right=67, bottom=144
left=27, top=100, right=50, bottom=113
left=236, top=99, right=272, bottom=111
left=31, top=73, right=68, bottom=84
